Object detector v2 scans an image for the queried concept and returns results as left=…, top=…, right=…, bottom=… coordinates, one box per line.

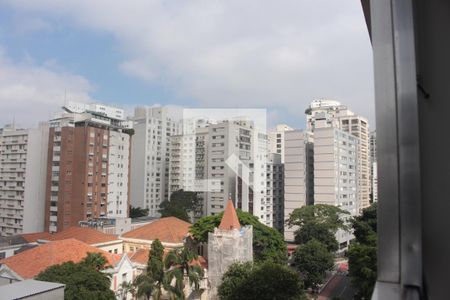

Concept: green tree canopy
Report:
left=159, top=190, right=201, bottom=222
left=190, top=209, right=287, bottom=264
left=36, top=258, right=115, bottom=300
left=348, top=203, right=377, bottom=299
left=130, top=206, right=149, bottom=218
left=293, top=239, right=335, bottom=290
left=287, top=204, right=349, bottom=254
left=218, top=261, right=306, bottom=300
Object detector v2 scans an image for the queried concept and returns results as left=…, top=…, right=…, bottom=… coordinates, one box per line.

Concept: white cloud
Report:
left=4, top=0, right=375, bottom=128
left=0, top=48, right=93, bottom=127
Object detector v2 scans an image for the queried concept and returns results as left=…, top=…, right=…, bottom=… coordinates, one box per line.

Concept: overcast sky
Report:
left=0, top=0, right=374, bottom=130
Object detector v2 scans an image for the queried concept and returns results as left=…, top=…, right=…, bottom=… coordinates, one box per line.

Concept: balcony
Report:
left=52, top=166, right=60, bottom=172
left=49, top=216, right=57, bottom=222
left=53, top=155, right=60, bottom=162
left=50, top=206, right=58, bottom=212
left=51, top=186, right=59, bottom=192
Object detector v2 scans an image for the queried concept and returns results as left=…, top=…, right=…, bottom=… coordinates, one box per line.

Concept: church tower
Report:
left=207, top=198, right=253, bottom=298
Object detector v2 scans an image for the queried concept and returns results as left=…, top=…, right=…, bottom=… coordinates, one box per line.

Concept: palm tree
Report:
left=81, top=252, right=110, bottom=271
left=163, top=247, right=204, bottom=299
left=117, top=281, right=136, bottom=300
left=133, top=273, right=154, bottom=300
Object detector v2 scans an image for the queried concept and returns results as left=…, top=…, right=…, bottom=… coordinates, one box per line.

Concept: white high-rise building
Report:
left=306, top=99, right=370, bottom=211
left=0, top=124, right=49, bottom=236
left=369, top=131, right=378, bottom=203
left=314, top=127, right=358, bottom=250
left=168, top=118, right=272, bottom=226
left=283, top=130, right=314, bottom=242
left=130, top=107, right=182, bottom=217
left=268, top=124, right=294, bottom=163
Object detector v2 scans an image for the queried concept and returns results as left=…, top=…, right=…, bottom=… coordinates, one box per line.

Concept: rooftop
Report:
left=45, top=226, right=119, bottom=245
left=0, top=280, right=65, bottom=300
left=121, top=217, right=191, bottom=244
left=0, top=239, right=121, bottom=279
left=219, top=199, right=241, bottom=231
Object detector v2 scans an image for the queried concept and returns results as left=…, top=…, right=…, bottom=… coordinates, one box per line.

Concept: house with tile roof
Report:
left=43, top=226, right=123, bottom=254
left=120, top=216, right=191, bottom=252
left=0, top=239, right=136, bottom=297
left=0, top=232, right=52, bottom=259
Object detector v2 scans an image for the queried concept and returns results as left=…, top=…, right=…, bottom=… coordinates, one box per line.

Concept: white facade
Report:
left=130, top=107, right=182, bottom=217
left=306, top=99, right=371, bottom=211
left=283, top=130, right=314, bottom=242
left=268, top=124, right=294, bottom=163
left=107, top=131, right=130, bottom=218
left=369, top=131, right=378, bottom=202
left=0, top=124, right=49, bottom=236
left=23, top=124, right=50, bottom=233
left=206, top=121, right=271, bottom=226
left=314, top=127, right=358, bottom=249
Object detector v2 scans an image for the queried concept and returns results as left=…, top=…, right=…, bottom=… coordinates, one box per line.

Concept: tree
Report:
left=159, top=190, right=201, bottom=222
left=293, top=239, right=334, bottom=290
left=116, top=281, right=136, bottom=300
left=294, top=221, right=339, bottom=253
left=190, top=209, right=287, bottom=264
left=81, top=252, right=110, bottom=271
left=218, top=262, right=306, bottom=300
left=133, top=273, right=154, bottom=300
left=130, top=206, right=149, bottom=218
left=287, top=204, right=349, bottom=254
left=147, top=239, right=165, bottom=300
left=36, top=260, right=115, bottom=300
left=348, top=203, right=377, bottom=299
left=163, top=247, right=204, bottom=299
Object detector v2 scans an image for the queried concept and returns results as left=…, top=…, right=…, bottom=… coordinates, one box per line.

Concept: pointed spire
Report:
left=219, top=198, right=241, bottom=231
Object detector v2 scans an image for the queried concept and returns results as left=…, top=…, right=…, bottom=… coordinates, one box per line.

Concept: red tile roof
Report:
left=0, top=239, right=121, bottom=279
left=127, top=248, right=170, bottom=266
left=122, top=217, right=191, bottom=244
left=46, top=227, right=119, bottom=245
left=219, top=199, right=241, bottom=231
left=20, top=232, right=52, bottom=243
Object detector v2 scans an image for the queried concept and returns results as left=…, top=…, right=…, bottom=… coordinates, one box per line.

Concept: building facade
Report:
left=267, top=153, right=284, bottom=233
left=130, top=107, right=181, bottom=217
left=268, top=124, right=294, bottom=163
left=283, top=130, right=314, bottom=242
left=44, top=102, right=131, bottom=233
left=306, top=99, right=370, bottom=211
left=369, top=131, right=378, bottom=203
left=0, top=124, right=49, bottom=236
left=314, top=127, right=358, bottom=249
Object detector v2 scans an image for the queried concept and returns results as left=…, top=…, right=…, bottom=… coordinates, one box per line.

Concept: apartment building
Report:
left=267, top=153, right=284, bottom=233
left=0, top=124, right=49, bottom=236
left=44, top=102, right=131, bottom=233
left=168, top=126, right=209, bottom=219
left=283, top=130, right=314, bottom=242
left=369, top=131, right=378, bottom=202
left=314, top=127, right=358, bottom=249
left=130, top=107, right=182, bottom=217
left=167, top=117, right=272, bottom=226
left=268, top=124, right=294, bottom=163
left=306, top=99, right=371, bottom=211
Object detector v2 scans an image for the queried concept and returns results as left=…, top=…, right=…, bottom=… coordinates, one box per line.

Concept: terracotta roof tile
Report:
left=122, top=217, right=191, bottom=244
left=127, top=248, right=171, bottom=266
left=46, top=227, right=119, bottom=245
left=219, top=199, right=241, bottom=230
left=19, top=232, right=53, bottom=243
left=0, top=239, right=121, bottom=279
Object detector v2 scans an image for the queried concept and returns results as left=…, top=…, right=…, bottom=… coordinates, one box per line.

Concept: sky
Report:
left=0, top=0, right=374, bottom=130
